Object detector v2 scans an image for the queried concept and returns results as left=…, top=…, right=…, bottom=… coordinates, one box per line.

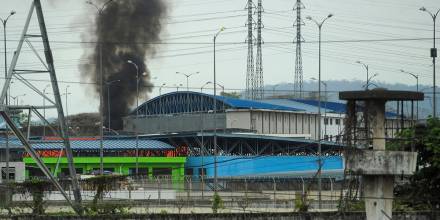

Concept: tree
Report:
left=393, top=117, right=440, bottom=210
left=220, top=91, right=241, bottom=99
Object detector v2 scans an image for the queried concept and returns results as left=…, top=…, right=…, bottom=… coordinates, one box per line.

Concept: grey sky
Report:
left=0, top=0, right=439, bottom=118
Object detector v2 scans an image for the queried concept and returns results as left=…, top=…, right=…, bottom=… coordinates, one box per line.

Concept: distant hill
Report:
left=263, top=79, right=432, bottom=119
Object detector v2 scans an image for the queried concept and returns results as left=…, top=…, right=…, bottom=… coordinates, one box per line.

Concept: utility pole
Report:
left=1, top=10, right=16, bottom=183
left=420, top=7, right=440, bottom=118
left=293, top=0, right=305, bottom=98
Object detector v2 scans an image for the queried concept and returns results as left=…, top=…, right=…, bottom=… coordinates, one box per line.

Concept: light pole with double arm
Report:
left=306, top=13, right=333, bottom=209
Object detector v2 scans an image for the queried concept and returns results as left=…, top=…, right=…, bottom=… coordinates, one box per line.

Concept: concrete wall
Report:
left=124, top=113, right=226, bottom=134
left=0, top=162, right=25, bottom=183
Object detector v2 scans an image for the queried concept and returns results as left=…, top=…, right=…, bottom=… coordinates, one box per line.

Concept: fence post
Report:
left=273, top=177, right=276, bottom=208
left=157, top=177, right=161, bottom=206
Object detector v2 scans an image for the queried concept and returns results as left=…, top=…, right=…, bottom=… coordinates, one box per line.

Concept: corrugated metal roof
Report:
left=213, top=95, right=303, bottom=111
left=0, top=139, right=174, bottom=151
left=291, top=99, right=347, bottom=114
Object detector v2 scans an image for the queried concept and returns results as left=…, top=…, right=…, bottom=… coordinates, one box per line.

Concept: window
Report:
left=330, top=118, right=333, bottom=125
left=324, top=118, right=329, bottom=125
left=335, top=119, right=341, bottom=125
left=324, top=135, right=329, bottom=141
left=153, top=168, right=172, bottom=177
left=1, top=167, right=15, bottom=180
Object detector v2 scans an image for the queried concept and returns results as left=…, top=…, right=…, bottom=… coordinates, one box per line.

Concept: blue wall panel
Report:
left=186, top=156, right=343, bottom=178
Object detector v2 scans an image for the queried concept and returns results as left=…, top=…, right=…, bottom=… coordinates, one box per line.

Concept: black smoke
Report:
left=80, top=0, right=167, bottom=130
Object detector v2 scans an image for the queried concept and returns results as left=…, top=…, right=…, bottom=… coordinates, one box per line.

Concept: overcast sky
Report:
left=0, top=0, right=439, bottom=118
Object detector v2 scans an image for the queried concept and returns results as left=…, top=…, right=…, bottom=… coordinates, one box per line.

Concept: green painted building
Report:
left=24, top=157, right=186, bottom=179
left=22, top=138, right=187, bottom=180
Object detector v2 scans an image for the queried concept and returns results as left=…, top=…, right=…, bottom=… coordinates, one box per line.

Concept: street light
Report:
left=272, top=84, right=281, bottom=97
left=400, top=69, right=419, bottom=120
left=362, top=73, right=379, bottom=89
left=173, top=83, right=183, bottom=92
left=86, top=0, right=114, bottom=175
left=355, top=60, right=370, bottom=90
left=176, top=71, right=199, bottom=113
left=159, top=83, right=166, bottom=96
left=419, top=6, right=440, bottom=118
left=201, top=81, right=212, bottom=93
left=62, top=85, right=71, bottom=128
left=10, top=94, right=26, bottom=105
left=42, top=84, right=51, bottom=137
left=1, top=10, right=16, bottom=183
left=105, top=80, right=120, bottom=129
left=213, top=26, right=225, bottom=192
left=176, top=72, right=199, bottom=91
left=311, top=77, right=328, bottom=138
left=306, top=13, right=333, bottom=209
left=127, top=60, right=142, bottom=175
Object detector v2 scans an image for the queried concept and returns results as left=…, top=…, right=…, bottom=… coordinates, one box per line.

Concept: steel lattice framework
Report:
left=245, top=0, right=256, bottom=100
left=293, top=0, right=305, bottom=98
left=0, top=0, right=82, bottom=214
left=254, top=0, right=264, bottom=100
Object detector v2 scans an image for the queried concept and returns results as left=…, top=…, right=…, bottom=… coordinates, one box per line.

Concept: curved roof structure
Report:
left=132, top=91, right=304, bottom=116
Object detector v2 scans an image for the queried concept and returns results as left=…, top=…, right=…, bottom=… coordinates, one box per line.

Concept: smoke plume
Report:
left=80, top=0, right=167, bottom=130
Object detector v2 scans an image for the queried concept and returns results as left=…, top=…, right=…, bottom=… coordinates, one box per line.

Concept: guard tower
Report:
left=339, top=89, right=422, bottom=220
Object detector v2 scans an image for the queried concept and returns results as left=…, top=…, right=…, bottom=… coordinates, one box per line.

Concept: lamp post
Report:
left=127, top=60, right=141, bottom=174
left=86, top=0, right=114, bottom=175
left=420, top=6, right=440, bottom=118
left=200, top=81, right=212, bottom=198
left=306, top=13, right=333, bottom=209
left=213, top=26, right=225, bottom=192
left=10, top=94, right=26, bottom=105
left=176, top=71, right=199, bottom=113
left=159, top=83, right=166, bottom=96
left=105, top=80, right=120, bottom=129
left=362, top=73, right=379, bottom=89
left=1, top=10, right=15, bottom=107
left=355, top=60, right=370, bottom=90
left=176, top=72, right=199, bottom=91
left=62, top=85, right=71, bottom=129
left=311, top=77, right=328, bottom=138
left=272, top=84, right=281, bottom=97
left=42, top=84, right=51, bottom=137
left=401, top=69, right=419, bottom=120
left=1, top=10, right=16, bottom=183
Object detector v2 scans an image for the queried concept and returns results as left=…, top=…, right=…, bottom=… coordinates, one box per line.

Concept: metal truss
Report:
left=134, top=92, right=230, bottom=116
left=0, top=0, right=82, bottom=214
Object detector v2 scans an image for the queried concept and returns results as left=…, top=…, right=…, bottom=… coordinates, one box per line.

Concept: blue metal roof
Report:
left=291, top=99, right=347, bottom=114
left=133, top=91, right=303, bottom=116
left=0, top=139, right=174, bottom=151
left=214, top=95, right=303, bottom=111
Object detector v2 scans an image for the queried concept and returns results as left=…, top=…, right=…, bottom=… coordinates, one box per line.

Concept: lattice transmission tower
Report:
left=293, top=0, right=305, bottom=98
left=254, top=0, right=264, bottom=99
left=0, top=0, right=82, bottom=214
left=245, top=0, right=256, bottom=100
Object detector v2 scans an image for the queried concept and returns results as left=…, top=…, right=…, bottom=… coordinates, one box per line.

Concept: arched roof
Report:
left=132, top=91, right=303, bottom=116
